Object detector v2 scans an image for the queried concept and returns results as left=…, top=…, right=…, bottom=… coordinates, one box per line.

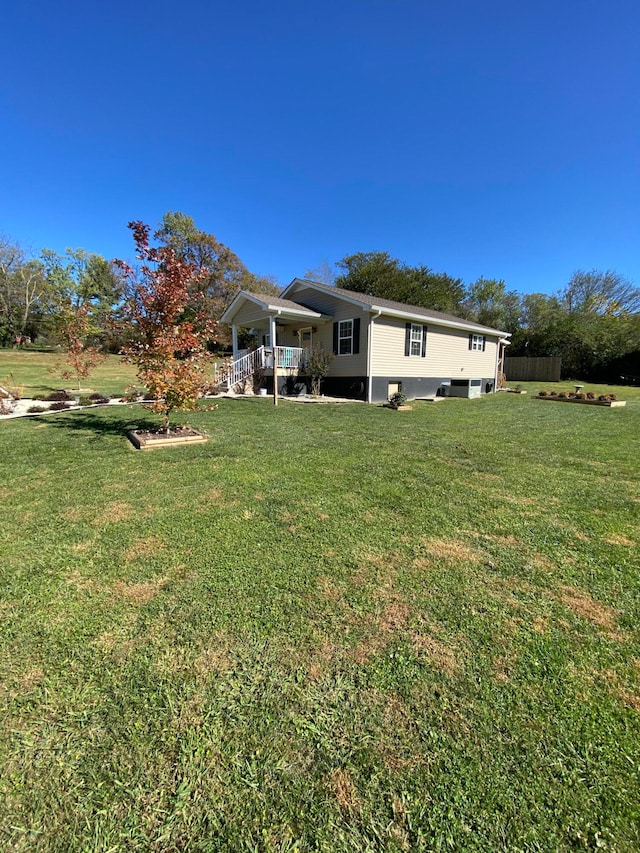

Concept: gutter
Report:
left=372, top=305, right=510, bottom=337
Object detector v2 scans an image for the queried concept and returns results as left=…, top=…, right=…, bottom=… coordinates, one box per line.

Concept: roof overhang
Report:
left=221, top=291, right=325, bottom=324
left=283, top=278, right=510, bottom=338
left=369, top=305, right=510, bottom=338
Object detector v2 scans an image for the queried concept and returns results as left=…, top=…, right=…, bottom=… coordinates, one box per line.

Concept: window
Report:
left=338, top=319, right=353, bottom=355
left=469, top=334, right=485, bottom=351
left=404, top=322, right=427, bottom=357
left=410, top=324, right=423, bottom=356
left=333, top=318, right=360, bottom=355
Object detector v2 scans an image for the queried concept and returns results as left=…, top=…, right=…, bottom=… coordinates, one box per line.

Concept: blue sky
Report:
left=1, top=0, right=638, bottom=295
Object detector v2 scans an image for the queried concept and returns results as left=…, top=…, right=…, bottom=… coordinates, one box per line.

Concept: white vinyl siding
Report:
left=283, top=287, right=368, bottom=378
left=229, top=302, right=276, bottom=326
left=371, top=317, right=497, bottom=377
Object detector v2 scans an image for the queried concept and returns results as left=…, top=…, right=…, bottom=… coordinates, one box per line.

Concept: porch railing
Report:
left=214, top=345, right=305, bottom=390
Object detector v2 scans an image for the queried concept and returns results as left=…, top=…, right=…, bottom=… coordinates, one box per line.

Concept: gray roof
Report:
left=244, top=293, right=321, bottom=314
left=220, top=290, right=323, bottom=323
left=285, top=278, right=510, bottom=336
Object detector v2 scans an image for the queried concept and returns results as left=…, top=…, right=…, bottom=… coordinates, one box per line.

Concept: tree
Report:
left=559, top=269, right=640, bottom=316
left=0, top=237, right=48, bottom=345
left=41, top=248, right=124, bottom=345
left=508, top=271, right=640, bottom=379
left=303, top=260, right=337, bottom=285
left=52, top=301, right=106, bottom=392
left=464, top=277, right=521, bottom=331
left=117, top=221, right=217, bottom=432
left=334, top=251, right=466, bottom=314
left=155, top=212, right=279, bottom=346
left=406, top=266, right=467, bottom=315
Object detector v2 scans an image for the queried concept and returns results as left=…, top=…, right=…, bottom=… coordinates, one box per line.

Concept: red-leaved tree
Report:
left=116, top=221, right=217, bottom=432
left=53, top=300, right=106, bottom=392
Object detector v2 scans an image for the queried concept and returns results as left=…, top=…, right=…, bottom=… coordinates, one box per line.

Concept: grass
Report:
left=0, top=349, right=139, bottom=398
left=1, top=356, right=639, bottom=850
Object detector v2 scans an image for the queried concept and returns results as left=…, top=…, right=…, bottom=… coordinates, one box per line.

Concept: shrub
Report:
left=49, top=401, right=71, bottom=411
left=389, top=391, right=408, bottom=409
left=45, top=390, right=72, bottom=402
left=200, top=382, right=221, bottom=397
left=27, top=405, right=48, bottom=413
left=538, top=390, right=548, bottom=397
left=303, top=346, right=334, bottom=397
left=121, top=386, right=143, bottom=403
left=79, top=396, right=93, bottom=406
left=89, top=392, right=110, bottom=402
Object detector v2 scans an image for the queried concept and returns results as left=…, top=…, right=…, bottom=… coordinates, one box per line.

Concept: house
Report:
left=220, top=278, right=511, bottom=403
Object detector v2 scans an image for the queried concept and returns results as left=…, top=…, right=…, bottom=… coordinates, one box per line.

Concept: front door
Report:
left=298, top=327, right=313, bottom=347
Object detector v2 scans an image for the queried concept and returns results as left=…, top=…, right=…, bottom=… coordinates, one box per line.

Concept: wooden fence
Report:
left=504, top=356, right=562, bottom=382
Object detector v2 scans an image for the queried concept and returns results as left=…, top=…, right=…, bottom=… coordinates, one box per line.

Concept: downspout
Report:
left=367, top=310, right=382, bottom=403
left=495, top=338, right=510, bottom=391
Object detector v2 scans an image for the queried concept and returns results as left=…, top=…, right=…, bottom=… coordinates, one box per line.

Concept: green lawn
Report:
left=0, top=349, right=139, bottom=399
left=1, top=357, right=639, bottom=851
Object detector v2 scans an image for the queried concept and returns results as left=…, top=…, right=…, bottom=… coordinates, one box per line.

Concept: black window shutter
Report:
left=353, top=318, right=360, bottom=354
left=333, top=322, right=338, bottom=354
left=405, top=323, right=411, bottom=356
left=468, top=333, right=473, bottom=350
left=421, top=325, right=427, bottom=357
left=482, top=336, right=486, bottom=351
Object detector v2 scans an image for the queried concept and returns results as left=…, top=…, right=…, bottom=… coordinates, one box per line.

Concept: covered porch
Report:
left=219, top=291, right=332, bottom=392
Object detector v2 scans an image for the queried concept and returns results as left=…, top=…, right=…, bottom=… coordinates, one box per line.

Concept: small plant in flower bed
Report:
left=49, top=401, right=71, bottom=411
left=557, top=391, right=569, bottom=398
left=45, top=390, right=72, bottom=402
left=26, top=404, right=48, bottom=413
left=89, top=393, right=110, bottom=404
left=599, top=393, right=617, bottom=402
left=388, top=391, right=408, bottom=409
left=200, top=381, right=222, bottom=397
left=121, top=386, right=144, bottom=403
left=586, top=391, right=596, bottom=399
left=538, top=390, right=549, bottom=396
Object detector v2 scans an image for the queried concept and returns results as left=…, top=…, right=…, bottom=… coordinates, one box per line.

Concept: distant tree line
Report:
left=0, top=212, right=279, bottom=353
left=2, top=219, right=639, bottom=382
left=307, top=253, right=640, bottom=382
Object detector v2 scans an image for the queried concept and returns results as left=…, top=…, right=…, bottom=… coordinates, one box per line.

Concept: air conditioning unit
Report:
left=449, top=379, right=482, bottom=399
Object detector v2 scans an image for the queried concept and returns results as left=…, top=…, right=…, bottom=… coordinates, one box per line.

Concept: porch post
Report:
left=231, top=325, right=239, bottom=360
left=269, top=315, right=277, bottom=348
